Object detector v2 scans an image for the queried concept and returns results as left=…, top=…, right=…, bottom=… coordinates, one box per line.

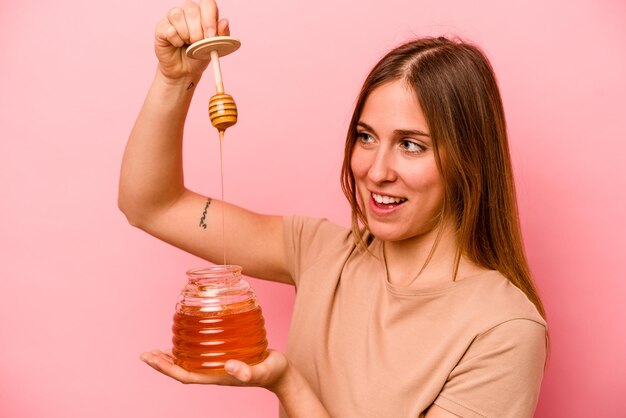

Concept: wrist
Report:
left=269, top=361, right=331, bottom=418
left=267, top=360, right=298, bottom=399
left=155, top=67, right=203, bottom=90
left=149, top=68, right=204, bottom=111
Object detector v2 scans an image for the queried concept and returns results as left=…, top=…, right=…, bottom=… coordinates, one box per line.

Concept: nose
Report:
left=368, top=147, right=397, bottom=184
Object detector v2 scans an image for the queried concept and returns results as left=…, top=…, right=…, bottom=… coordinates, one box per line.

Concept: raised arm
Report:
left=118, top=0, right=291, bottom=284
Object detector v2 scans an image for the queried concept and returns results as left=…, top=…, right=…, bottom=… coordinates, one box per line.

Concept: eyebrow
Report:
left=356, top=121, right=430, bottom=138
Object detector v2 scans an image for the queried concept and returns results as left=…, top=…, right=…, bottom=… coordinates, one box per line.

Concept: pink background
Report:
left=1, top=0, right=625, bottom=416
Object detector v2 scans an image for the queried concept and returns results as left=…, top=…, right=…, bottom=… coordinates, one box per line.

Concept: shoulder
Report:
left=440, top=269, right=548, bottom=374
left=433, top=273, right=547, bottom=417
left=453, top=270, right=547, bottom=331
left=282, top=216, right=354, bottom=284
left=283, top=215, right=349, bottom=243
left=435, top=317, right=547, bottom=417
left=282, top=216, right=352, bottom=257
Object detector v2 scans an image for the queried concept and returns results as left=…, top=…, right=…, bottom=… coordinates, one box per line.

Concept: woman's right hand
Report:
left=155, top=0, right=231, bottom=81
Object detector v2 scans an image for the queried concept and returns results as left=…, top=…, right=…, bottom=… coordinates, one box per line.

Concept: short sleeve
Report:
left=434, top=319, right=547, bottom=418
left=282, top=216, right=348, bottom=287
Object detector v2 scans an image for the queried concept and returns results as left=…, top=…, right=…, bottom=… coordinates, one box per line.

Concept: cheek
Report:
left=425, top=173, right=446, bottom=207
left=351, top=149, right=375, bottom=210
left=349, top=151, right=368, bottom=208
left=350, top=148, right=368, bottom=180
left=405, top=160, right=444, bottom=198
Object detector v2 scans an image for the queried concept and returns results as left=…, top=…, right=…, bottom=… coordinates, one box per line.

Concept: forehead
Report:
left=360, top=80, right=429, bottom=133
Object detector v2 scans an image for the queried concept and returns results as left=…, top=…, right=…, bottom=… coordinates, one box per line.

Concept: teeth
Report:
left=372, top=193, right=406, bottom=204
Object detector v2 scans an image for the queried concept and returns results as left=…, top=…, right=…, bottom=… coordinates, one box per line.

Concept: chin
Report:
left=366, top=222, right=411, bottom=242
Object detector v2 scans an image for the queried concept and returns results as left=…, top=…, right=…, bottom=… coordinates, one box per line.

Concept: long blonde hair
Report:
left=341, top=37, right=546, bottom=320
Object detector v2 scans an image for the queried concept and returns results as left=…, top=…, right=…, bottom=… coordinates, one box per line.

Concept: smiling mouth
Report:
left=371, top=193, right=407, bottom=209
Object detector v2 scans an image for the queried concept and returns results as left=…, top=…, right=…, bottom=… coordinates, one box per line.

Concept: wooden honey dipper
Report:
left=186, top=36, right=241, bottom=133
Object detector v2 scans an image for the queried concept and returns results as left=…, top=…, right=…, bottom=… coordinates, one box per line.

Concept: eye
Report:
left=400, top=139, right=424, bottom=154
left=356, top=132, right=375, bottom=144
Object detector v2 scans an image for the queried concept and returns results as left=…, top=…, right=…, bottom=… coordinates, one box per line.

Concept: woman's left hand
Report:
left=142, top=348, right=332, bottom=417
left=140, top=349, right=289, bottom=391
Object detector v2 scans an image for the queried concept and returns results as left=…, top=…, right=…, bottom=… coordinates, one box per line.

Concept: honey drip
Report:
left=219, top=130, right=226, bottom=265
left=172, top=303, right=269, bottom=373
left=208, top=91, right=236, bottom=265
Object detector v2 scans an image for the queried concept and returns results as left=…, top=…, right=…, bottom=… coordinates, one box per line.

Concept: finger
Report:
left=199, top=0, right=218, bottom=38
left=164, top=348, right=175, bottom=361
left=217, top=18, right=230, bottom=37
left=141, top=350, right=243, bottom=385
left=151, top=349, right=175, bottom=364
left=156, top=19, right=186, bottom=48
left=140, top=351, right=165, bottom=371
left=182, top=1, right=204, bottom=44
left=167, top=7, right=191, bottom=44
left=225, top=360, right=253, bottom=383
left=140, top=351, right=196, bottom=384
left=140, top=350, right=174, bottom=366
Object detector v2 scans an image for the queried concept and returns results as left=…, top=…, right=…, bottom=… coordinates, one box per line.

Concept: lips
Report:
left=369, top=192, right=407, bottom=214
left=372, top=193, right=406, bottom=205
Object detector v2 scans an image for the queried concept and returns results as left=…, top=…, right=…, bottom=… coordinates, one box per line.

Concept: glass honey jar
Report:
left=172, top=265, right=269, bottom=373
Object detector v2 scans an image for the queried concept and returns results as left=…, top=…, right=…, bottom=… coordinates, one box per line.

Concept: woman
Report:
left=118, top=1, right=548, bottom=416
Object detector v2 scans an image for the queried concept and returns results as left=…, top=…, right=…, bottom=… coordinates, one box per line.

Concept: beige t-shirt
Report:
left=281, top=216, right=547, bottom=418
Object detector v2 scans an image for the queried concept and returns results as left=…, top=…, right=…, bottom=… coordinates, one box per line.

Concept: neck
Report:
left=383, top=221, right=465, bottom=288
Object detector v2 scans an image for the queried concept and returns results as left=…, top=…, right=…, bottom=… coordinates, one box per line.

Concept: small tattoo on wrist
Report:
left=187, top=81, right=196, bottom=90
left=199, top=198, right=212, bottom=229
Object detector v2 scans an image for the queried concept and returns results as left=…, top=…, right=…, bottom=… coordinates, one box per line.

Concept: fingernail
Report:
left=225, top=361, right=236, bottom=373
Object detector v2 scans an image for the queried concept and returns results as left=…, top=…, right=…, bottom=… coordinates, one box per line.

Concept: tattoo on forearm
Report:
left=199, top=198, right=212, bottom=229
left=187, top=81, right=195, bottom=90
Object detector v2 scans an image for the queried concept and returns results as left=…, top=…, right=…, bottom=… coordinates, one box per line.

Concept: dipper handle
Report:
left=186, top=36, right=241, bottom=133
